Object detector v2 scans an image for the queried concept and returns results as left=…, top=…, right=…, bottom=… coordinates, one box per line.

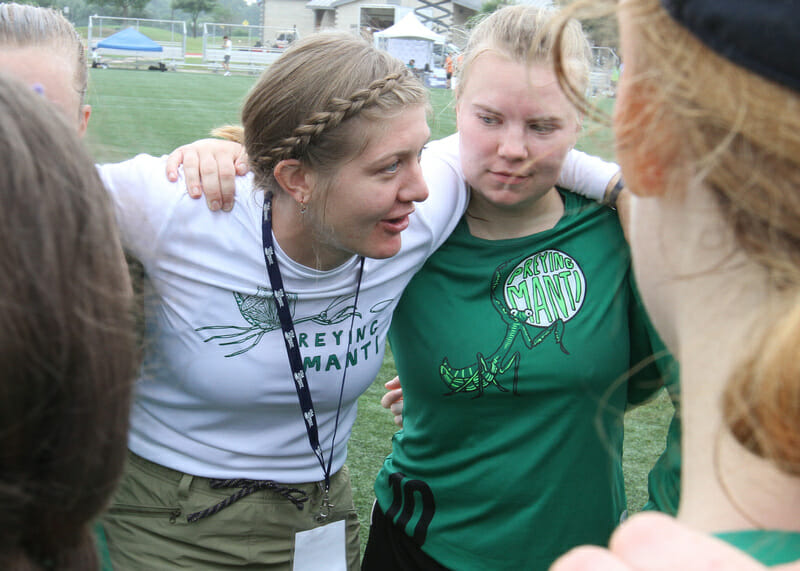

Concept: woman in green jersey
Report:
left=361, top=6, right=664, bottom=570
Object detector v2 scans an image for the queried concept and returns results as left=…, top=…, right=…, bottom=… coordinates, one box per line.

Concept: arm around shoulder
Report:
left=416, top=134, right=471, bottom=251
left=558, top=149, right=620, bottom=202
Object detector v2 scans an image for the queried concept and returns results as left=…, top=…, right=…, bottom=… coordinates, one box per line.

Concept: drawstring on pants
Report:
left=186, top=479, right=309, bottom=523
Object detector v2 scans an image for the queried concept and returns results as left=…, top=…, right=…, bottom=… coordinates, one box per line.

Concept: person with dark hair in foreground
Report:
left=0, top=72, right=136, bottom=570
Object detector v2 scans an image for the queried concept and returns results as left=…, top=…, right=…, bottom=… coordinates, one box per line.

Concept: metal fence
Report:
left=202, top=23, right=300, bottom=73
left=88, top=15, right=186, bottom=69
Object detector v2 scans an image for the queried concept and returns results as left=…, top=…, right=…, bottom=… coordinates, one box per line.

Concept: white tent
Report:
left=374, top=13, right=445, bottom=71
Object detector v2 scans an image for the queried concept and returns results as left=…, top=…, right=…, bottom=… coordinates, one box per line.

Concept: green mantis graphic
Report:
left=196, top=287, right=361, bottom=357
left=439, top=259, right=569, bottom=397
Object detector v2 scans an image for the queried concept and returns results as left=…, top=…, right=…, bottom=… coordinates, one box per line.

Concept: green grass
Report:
left=348, top=348, right=401, bottom=539
left=579, top=96, right=617, bottom=161
left=85, top=69, right=673, bottom=547
left=87, top=69, right=255, bottom=162
left=624, top=391, right=672, bottom=511
left=428, top=88, right=458, bottom=140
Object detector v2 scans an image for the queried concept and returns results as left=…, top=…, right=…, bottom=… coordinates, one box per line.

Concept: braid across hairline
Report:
left=262, top=71, right=410, bottom=168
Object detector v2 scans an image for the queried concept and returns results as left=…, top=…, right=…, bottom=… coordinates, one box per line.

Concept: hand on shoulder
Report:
left=165, top=138, right=248, bottom=212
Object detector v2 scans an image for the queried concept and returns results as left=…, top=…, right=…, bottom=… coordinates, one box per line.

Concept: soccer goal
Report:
left=88, top=15, right=187, bottom=70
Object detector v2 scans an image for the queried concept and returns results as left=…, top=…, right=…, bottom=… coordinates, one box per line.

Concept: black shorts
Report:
left=361, top=502, right=450, bottom=571
left=224, top=55, right=231, bottom=63
left=446, top=72, right=452, bottom=80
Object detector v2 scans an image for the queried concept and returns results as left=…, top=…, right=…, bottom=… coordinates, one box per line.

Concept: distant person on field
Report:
left=222, top=35, right=232, bottom=76
left=445, top=52, right=453, bottom=88
left=91, top=46, right=104, bottom=69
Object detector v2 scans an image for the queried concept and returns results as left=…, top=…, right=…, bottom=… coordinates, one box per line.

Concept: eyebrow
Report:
left=369, top=136, right=430, bottom=165
left=472, top=103, right=564, bottom=123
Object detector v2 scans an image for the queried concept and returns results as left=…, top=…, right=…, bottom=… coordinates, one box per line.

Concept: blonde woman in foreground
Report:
left=553, top=0, right=800, bottom=568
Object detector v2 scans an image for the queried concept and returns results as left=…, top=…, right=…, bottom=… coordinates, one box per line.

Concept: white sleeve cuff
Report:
left=557, top=149, right=620, bottom=201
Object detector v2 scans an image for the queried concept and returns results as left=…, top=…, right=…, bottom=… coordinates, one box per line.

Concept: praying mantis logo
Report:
left=440, top=249, right=586, bottom=396
left=196, top=287, right=378, bottom=358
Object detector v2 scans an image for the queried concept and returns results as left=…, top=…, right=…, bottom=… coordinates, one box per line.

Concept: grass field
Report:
left=85, top=68, right=674, bottom=547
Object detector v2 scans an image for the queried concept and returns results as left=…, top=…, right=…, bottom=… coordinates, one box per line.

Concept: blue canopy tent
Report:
left=97, top=28, right=163, bottom=52
left=95, top=27, right=174, bottom=70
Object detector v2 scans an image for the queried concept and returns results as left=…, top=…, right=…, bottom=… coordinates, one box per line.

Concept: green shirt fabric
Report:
left=641, top=331, right=682, bottom=516
left=375, top=190, right=663, bottom=570
left=716, top=530, right=800, bottom=566
left=95, top=521, right=113, bottom=571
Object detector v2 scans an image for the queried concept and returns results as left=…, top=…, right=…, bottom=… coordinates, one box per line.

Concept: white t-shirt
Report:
left=96, top=136, right=616, bottom=483
left=97, top=150, right=466, bottom=482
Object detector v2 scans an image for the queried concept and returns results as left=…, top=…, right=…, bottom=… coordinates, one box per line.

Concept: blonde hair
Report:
left=0, top=3, right=88, bottom=111
left=240, top=32, right=428, bottom=199
left=457, top=5, right=591, bottom=107
left=610, top=0, right=800, bottom=474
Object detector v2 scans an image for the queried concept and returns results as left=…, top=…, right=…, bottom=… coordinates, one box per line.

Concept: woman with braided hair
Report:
left=1, top=5, right=425, bottom=568
left=93, top=32, right=434, bottom=569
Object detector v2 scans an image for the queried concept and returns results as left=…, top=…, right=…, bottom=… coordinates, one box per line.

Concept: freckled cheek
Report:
left=362, top=186, right=401, bottom=219
left=459, top=158, right=485, bottom=189
left=524, top=149, right=562, bottom=175
left=463, top=138, right=497, bottom=170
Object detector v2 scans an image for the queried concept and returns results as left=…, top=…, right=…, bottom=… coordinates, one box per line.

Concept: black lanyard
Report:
left=261, top=191, right=365, bottom=521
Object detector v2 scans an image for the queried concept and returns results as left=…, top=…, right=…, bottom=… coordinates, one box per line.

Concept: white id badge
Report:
left=292, top=519, right=347, bottom=571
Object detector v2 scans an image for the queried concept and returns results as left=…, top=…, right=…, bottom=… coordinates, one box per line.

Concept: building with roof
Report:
left=448, top=0, right=480, bottom=28
left=260, top=0, right=480, bottom=42
left=258, top=0, right=558, bottom=44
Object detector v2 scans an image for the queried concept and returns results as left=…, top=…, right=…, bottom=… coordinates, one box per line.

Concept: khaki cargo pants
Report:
left=103, top=451, right=360, bottom=570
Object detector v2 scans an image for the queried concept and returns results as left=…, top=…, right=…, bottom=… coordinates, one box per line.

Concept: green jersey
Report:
left=717, top=530, right=800, bottom=566
left=375, top=190, right=662, bottom=570
left=641, top=326, right=682, bottom=515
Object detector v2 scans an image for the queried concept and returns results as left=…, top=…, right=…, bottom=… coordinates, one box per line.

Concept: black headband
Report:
left=660, top=0, right=800, bottom=93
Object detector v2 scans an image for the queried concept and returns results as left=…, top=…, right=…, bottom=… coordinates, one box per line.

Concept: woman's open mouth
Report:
left=380, top=211, right=413, bottom=233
